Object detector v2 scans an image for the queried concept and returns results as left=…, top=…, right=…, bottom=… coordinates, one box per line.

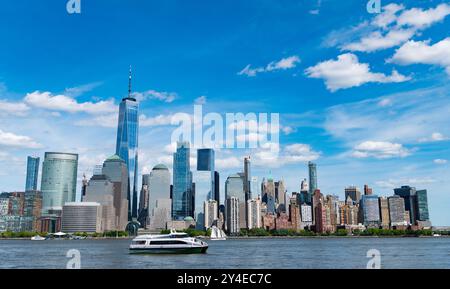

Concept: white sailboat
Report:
left=210, top=226, right=227, bottom=241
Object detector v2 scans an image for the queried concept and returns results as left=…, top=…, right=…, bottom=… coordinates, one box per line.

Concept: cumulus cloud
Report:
left=305, top=53, right=410, bottom=91
left=0, top=100, right=30, bottom=116
left=375, top=177, right=436, bottom=189
left=352, top=141, right=411, bottom=159
left=132, top=89, right=177, bottom=103
left=418, top=132, right=449, bottom=143
left=24, top=91, right=117, bottom=114
left=0, top=129, right=43, bottom=149
left=75, top=114, right=118, bottom=128
left=326, top=3, right=450, bottom=53
left=389, top=38, right=450, bottom=75
left=238, top=55, right=300, bottom=77
left=140, top=114, right=175, bottom=127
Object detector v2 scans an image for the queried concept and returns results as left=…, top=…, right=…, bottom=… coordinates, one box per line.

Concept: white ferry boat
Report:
left=129, top=229, right=208, bottom=254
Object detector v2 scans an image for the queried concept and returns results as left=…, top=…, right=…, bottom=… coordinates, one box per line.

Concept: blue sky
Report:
left=0, top=0, right=449, bottom=225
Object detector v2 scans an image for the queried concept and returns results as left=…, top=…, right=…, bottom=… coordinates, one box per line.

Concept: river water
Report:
left=0, top=237, right=449, bottom=269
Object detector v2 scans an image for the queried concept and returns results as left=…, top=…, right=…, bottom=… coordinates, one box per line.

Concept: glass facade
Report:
left=394, top=186, right=417, bottom=224
left=25, top=156, right=40, bottom=192
left=361, top=195, right=380, bottom=226
left=416, top=189, right=429, bottom=221
left=116, top=96, right=139, bottom=220
left=196, top=148, right=215, bottom=203
left=308, top=162, right=317, bottom=195
left=172, top=142, right=193, bottom=220
left=41, top=152, right=78, bottom=215
left=148, top=164, right=171, bottom=218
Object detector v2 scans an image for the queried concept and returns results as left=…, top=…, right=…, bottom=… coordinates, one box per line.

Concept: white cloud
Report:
left=342, top=28, right=415, bottom=53
left=327, top=3, right=450, bottom=53
left=64, top=82, right=102, bottom=97
left=238, top=55, right=300, bottom=77
left=389, top=38, right=450, bottom=75
left=75, top=114, right=118, bottom=128
left=305, top=53, right=410, bottom=91
left=396, top=3, right=450, bottom=29
left=216, top=157, right=241, bottom=170
left=0, top=100, right=30, bottom=116
left=0, top=129, right=42, bottom=149
left=352, top=141, right=411, bottom=159
left=132, top=89, right=177, bottom=103
left=375, top=177, right=436, bottom=189
left=419, top=132, right=449, bottom=143
left=434, top=159, right=448, bottom=165
left=24, top=91, right=117, bottom=114
left=140, top=114, right=174, bottom=127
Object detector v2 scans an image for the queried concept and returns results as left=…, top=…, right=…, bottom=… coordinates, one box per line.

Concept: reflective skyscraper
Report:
left=25, top=156, right=40, bottom=192
left=41, top=152, right=78, bottom=215
left=308, top=161, right=317, bottom=195
left=172, top=142, right=193, bottom=220
left=116, top=67, right=139, bottom=221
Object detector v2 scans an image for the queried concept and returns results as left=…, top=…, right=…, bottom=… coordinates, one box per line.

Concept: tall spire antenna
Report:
left=128, top=65, right=132, bottom=98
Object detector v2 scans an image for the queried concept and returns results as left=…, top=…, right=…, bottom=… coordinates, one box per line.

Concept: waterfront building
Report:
left=197, top=148, right=215, bottom=202
left=23, top=190, right=42, bottom=231
left=360, top=195, right=381, bottom=227
left=416, top=189, right=430, bottom=222
left=225, top=197, right=239, bottom=235
left=345, top=186, right=361, bottom=205
left=84, top=174, right=116, bottom=232
left=300, top=204, right=313, bottom=228
left=340, top=196, right=359, bottom=226
left=312, top=189, right=323, bottom=225
left=247, top=197, right=261, bottom=229
left=203, top=199, right=218, bottom=229
left=262, top=178, right=276, bottom=214
left=308, top=162, right=317, bottom=195
left=25, top=156, right=40, bottom=192
left=379, top=197, right=390, bottom=228
left=138, top=174, right=150, bottom=227
left=115, top=67, right=139, bottom=220
left=148, top=164, right=171, bottom=231
left=394, top=186, right=417, bottom=225
left=289, top=203, right=302, bottom=230
left=225, top=174, right=246, bottom=229
left=61, top=202, right=102, bottom=233
left=243, top=157, right=252, bottom=202
left=275, top=180, right=287, bottom=213
left=41, top=152, right=78, bottom=215
left=262, top=213, right=276, bottom=231
left=0, top=197, right=9, bottom=216
left=315, top=197, right=329, bottom=233
left=172, top=142, right=193, bottom=220
left=299, top=179, right=312, bottom=205
left=101, top=155, right=129, bottom=231
left=166, top=217, right=196, bottom=231
left=388, top=195, right=406, bottom=227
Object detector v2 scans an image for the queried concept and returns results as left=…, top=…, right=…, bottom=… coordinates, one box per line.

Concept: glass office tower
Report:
left=25, top=156, right=40, bottom=191
left=308, top=161, right=317, bottom=195
left=172, top=142, right=193, bottom=220
left=116, top=68, right=139, bottom=220
left=41, top=152, right=78, bottom=215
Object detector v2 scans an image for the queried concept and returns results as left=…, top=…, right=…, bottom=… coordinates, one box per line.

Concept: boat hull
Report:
left=129, top=246, right=208, bottom=254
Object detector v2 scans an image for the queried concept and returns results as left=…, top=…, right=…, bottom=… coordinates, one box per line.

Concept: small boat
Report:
left=129, top=229, right=208, bottom=254
left=210, top=226, right=227, bottom=241
left=433, top=234, right=441, bottom=237
left=31, top=235, right=46, bottom=241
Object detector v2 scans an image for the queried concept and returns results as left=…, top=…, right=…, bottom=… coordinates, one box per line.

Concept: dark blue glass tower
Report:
left=25, top=156, right=40, bottom=192
left=172, top=142, right=193, bottom=220
left=116, top=67, right=139, bottom=221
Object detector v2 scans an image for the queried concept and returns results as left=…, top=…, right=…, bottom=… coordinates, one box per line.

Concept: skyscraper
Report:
left=102, top=154, right=129, bottom=230
left=308, top=162, right=317, bottom=195
left=226, top=197, right=239, bottom=235
left=225, top=174, right=246, bottom=230
left=148, top=164, right=171, bottom=230
left=345, top=186, right=361, bottom=205
left=388, top=195, right=406, bottom=227
left=203, top=199, right=218, bottom=229
left=394, top=186, right=417, bottom=225
left=416, top=189, right=430, bottom=222
left=197, top=148, right=215, bottom=202
left=360, top=195, right=380, bottom=227
left=115, top=67, right=139, bottom=221
left=172, top=142, right=193, bottom=220
left=25, top=156, right=40, bottom=192
left=244, top=157, right=251, bottom=202
left=214, top=171, right=220, bottom=207
left=41, top=152, right=78, bottom=215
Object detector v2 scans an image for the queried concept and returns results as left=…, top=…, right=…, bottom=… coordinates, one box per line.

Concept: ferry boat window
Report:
left=150, top=240, right=187, bottom=245
left=132, top=240, right=146, bottom=245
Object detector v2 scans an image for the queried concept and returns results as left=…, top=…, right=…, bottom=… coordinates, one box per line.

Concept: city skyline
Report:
left=0, top=0, right=449, bottom=225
